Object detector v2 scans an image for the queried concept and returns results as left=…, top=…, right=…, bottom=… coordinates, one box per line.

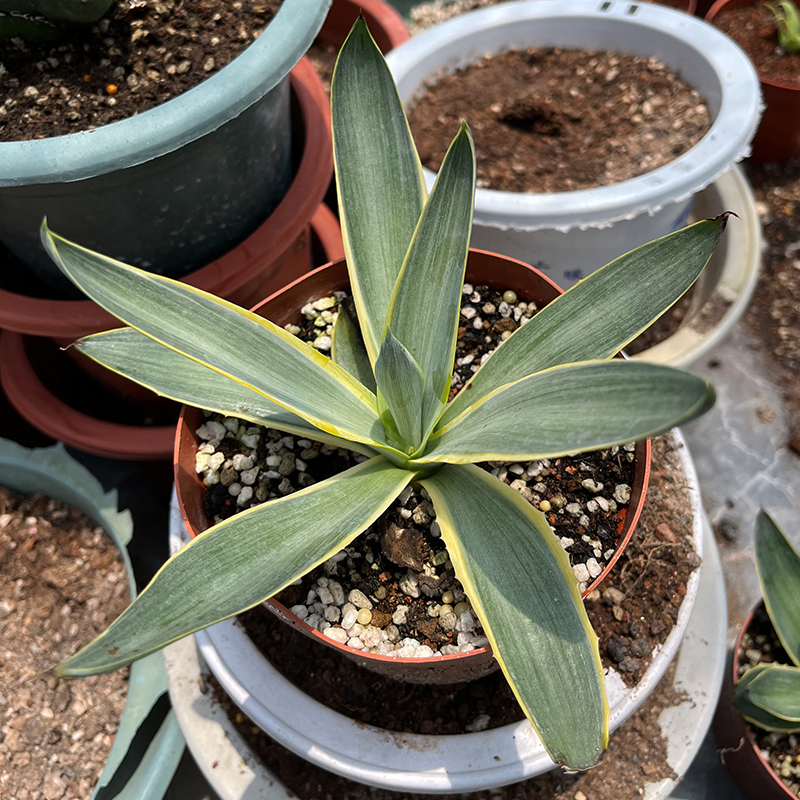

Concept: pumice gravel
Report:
left=195, top=284, right=637, bottom=658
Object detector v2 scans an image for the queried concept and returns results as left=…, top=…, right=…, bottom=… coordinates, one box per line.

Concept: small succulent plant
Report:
left=734, top=512, right=800, bottom=733
left=42, top=20, right=725, bottom=770
left=767, top=0, right=800, bottom=53
left=0, top=0, right=112, bottom=40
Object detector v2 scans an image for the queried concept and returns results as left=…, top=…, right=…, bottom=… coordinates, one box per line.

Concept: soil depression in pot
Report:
left=176, top=252, right=651, bottom=682
left=387, top=0, right=761, bottom=289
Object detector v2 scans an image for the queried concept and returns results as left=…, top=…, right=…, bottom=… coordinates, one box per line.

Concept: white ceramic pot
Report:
left=386, top=0, right=762, bottom=289
left=167, top=430, right=708, bottom=794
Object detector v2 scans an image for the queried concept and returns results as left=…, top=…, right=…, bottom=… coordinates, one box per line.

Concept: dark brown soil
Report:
left=233, top=433, right=697, bottom=738
left=712, top=3, right=800, bottom=86
left=0, top=486, right=131, bottom=800
left=307, top=39, right=337, bottom=95
left=407, top=47, right=711, bottom=193
left=743, top=158, right=800, bottom=440
left=737, top=605, right=800, bottom=796
left=0, top=0, right=281, bottom=142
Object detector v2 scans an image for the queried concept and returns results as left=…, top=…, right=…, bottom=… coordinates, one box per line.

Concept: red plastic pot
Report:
left=713, top=600, right=797, bottom=800
left=174, top=251, right=651, bottom=683
left=0, top=57, right=331, bottom=342
left=318, top=0, right=409, bottom=54
left=0, top=206, right=343, bottom=461
left=706, top=0, right=800, bottom=162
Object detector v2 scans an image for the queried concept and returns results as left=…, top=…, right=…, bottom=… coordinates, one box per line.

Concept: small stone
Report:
left=348, top=589, right=373, bottom=610
left=581, top=479, right=604, bottom=493
left=392, top=605, right=409, bottom=625
left=618, top=657, right=640, bottom=674
left=603, top=587, right=625, bottom=605
left=465, top=713, right=492, bottom=732
left=575, top=792, right=588, bottom=800
left=324, top=606, right=340, bottom=623
left=323, top=627, right=348, bottom=644
left=630, top=638, right=650, bottom=658
left=538, top=499, right=551, bottom=512
left=290, top=604, right=308, bottom=620
left=347, top=637, right=365, bottom=649
left=341, top=608, right=358, bottom=629
left=614, top=484, right=631, bottom=504
left=608, top=634, right=629, bottom=663
left=566, top=502, right=582, bottom=517
left=573, top=563, right=590, bottom=583
left=502, top=290, right=517, bottom=304
left=586, top=558, right=602, bottom=578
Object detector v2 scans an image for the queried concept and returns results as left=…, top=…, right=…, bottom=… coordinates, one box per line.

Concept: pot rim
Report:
left=173, top=249, right=652, bottom=669
left=386, top=0, right=762, bottom=231
left=706, top=0, right=800, bottom=91
left=0, top=0, right=332, bottom=186
left=730, top=600, right=799, bottom=798
left=0, top=60, right=332, bottom=339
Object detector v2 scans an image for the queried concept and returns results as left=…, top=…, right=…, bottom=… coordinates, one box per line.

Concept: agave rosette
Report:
left=45, top=21, right=725, bottom=770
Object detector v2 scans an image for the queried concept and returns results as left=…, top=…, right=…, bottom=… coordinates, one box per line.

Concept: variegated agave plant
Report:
left=734, top=512, right=800, bottom=733
left=45, top=20, right=725, bottom=770
left=0, top=0, right=113, bottom=40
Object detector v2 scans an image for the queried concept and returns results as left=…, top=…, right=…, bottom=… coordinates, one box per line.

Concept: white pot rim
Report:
left=387, top=0, right=762, bottom=232
left=168, top=430, right=705, bottom=793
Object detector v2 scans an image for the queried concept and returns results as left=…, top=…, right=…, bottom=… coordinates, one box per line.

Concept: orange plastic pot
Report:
left=707, top=0, right=800, bottom=162
left=174, top=251, right=651, bottom=683
left=318, top=0, right=409, bottom=55
left=713, top=601, right=798, bottom=800
left=0, top=58, right=331, bottom=342
left=0, top=205, right=343, bottom=461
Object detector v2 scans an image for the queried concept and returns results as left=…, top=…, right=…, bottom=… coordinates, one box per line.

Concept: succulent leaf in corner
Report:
left=734, top=512, right=800, bottom=732
left=0, top=0, right=113, bottom=39
left=767, top=0, right=800, bottom=53
left=42, top=17, right=725, bottom=772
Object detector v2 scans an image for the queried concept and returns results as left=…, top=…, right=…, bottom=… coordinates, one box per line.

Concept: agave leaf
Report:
left=421, top=464, right=607, bottom=770
left=385, top=122, right=475, bottom=436
left=374, top=330, right=428, bottom=451
left=745, top=664, right=800, bottom=723
left=41, top=223, right=399, bottom=456
left=441, top=217, right=728, bottom=426
left=418, top=361, right=714, bottom=464
left=332, top=18, right=427, bottom=364
left=735, top=664, right=800, bottom=733
left=76, top=329, right=376, bottom=456
left=57, top=457, right=414, bottom=676
left=331, top=301, right=376, bottom=393
left=755, top=511, right=800, bottom=667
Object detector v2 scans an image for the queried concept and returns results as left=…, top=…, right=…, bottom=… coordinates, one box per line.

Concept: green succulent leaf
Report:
left=419, top=360, right=714, bottom=464
left=57, top=457, right=414, bottom=676
left=385, top=121, right=475, bottom=436
left=421, top=464, right=607, bottom=770
left=41, top=223, right=400, bottom=457
left=331, top=301, right=376, bottom=394
left=374, top=329, right=428, bottom=451
left=755, top=511, right=800, bottom=667
left=76, top=328, right=376, bottom=456
left=441, top=217, right=728, bottom=426
left=745, top=664, right=800, bottom=723
left=735, top=664, right=800, bottom=732
left=332, top=17, right=427, bottom=365
left=767, top=1, right=800, bottom=52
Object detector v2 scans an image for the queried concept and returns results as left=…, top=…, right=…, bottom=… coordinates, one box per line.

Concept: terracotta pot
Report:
left=174, top=251, right=651, bottom=683
left=0, top=57, right=331, bottom=341
left=318, top=0, right=409, bottom=54
left=713, top=600, right=797, bottom=800
left=706, top=0, right=800, bottom=162
left=0, top=207, right=344, bottom=462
